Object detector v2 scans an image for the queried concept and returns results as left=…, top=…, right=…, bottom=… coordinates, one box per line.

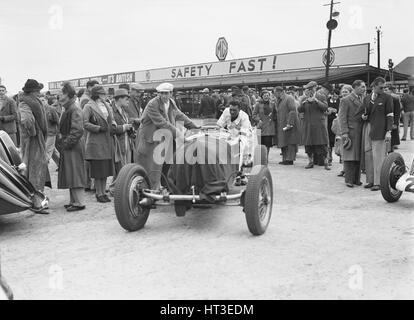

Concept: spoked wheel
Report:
left=114, top=164, right=151, bottom=231
left=244, top=165, right=273, bottom=235
left=380, top=152, right=406, bottom=203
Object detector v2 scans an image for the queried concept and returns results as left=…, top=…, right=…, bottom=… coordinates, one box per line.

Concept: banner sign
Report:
left=48, top=72, right=135, bottom=90
left=49, top=44, right=369, bottom=90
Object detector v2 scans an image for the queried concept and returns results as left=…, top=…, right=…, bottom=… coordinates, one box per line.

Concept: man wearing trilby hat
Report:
left=135, top=82, right=199, bottom=189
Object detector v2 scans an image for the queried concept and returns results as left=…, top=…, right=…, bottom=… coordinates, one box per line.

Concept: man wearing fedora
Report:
left=18, top=79, right=51, bottom=192
left=135, top=82, right=199, bottom=189
left=298, top=81, right=331, bottom=170
left=0, top=85, right=18, bottom=146
left=338, top=80, right=366, bottom=188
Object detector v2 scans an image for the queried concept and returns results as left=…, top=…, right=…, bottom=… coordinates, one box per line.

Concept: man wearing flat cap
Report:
left=136, top=82, right=199, bottom=188
left=297, top=81, right=331, bottom=170
left=198, top=87, right=216, bottom=120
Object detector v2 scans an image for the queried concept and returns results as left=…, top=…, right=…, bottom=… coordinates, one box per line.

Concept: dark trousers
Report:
left=305, top=145, right=328, bottom=165
left=343, top=161, right=361, bottom=184
left=281, top=145, right=297, bottom=162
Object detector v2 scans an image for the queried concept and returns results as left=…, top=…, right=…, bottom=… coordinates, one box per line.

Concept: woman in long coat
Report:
left=252, top=90, right=276, bottom=156
left=83, top=85, right=115, bottom=203
left=337, top=82, right=365, bottom=187
left=18, top=79, right=51, bottom=191
left=57, top=82, right=86, bottom=211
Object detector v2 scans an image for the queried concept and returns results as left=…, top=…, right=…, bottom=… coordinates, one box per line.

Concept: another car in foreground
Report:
left=0, top=130, right=48, bottom=215
left=380, top=152, right=414, bottom=202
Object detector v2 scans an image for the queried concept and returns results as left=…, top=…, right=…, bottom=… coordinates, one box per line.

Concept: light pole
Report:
left=375, top=26, right=382, bottom=69
left=324, top=0, right=340, bottom=82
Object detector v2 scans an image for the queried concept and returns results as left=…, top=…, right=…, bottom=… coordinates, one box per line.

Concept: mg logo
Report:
left=323, top=49, right=335, bottom=67
left=216, top=37, right=228, bottom=61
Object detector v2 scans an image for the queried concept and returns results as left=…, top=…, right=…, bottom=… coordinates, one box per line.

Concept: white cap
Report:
left=156, top=82, right=174, bottom=92
left=202, top=88, right=209, bottom=93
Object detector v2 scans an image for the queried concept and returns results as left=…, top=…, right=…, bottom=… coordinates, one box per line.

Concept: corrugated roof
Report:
left=394, top=57, right=414, bottom=75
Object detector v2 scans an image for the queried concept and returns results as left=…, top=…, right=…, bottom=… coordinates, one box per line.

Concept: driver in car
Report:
left=217, top=100, right=251, bottom=135
left=217, top=100, right=252, bottom=185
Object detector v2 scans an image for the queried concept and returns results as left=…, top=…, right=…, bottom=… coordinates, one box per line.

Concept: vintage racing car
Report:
left=0, top=130, right=49, bottom=215
left=114, top=124, right=273, bottom=236
left=380, top=152, right=414, bottom=202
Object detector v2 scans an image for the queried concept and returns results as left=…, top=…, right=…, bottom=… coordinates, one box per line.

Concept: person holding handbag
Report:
left=83, top=85, right=115, bottom=203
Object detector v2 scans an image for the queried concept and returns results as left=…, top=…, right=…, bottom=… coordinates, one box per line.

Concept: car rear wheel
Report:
left=380, top=152, right=406, bottom=203
left=114, top=164, right=151, bottom=231
left=244, top=165, right=273, bottom=235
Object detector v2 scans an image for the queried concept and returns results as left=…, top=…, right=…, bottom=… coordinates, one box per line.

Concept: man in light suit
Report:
left=358, top=77, right=394, bottom=191
left=135, top=82, right=199, bottom=189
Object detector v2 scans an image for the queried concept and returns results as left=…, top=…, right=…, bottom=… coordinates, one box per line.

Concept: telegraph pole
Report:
left=375, top=26, right=382, bottom=69
left=324, top=0, right=340, bottom=82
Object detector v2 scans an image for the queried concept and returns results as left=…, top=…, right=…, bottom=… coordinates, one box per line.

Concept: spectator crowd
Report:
left=0, top=76, right=413, bottom=212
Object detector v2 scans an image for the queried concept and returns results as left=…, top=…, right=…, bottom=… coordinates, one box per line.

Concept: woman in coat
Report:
left=109, top=89, right=134, bottom=195
left=252, top=90, right=276, bottom=156
left=18, top=79, right=51, bottom=192
left=57, top=82, right=86, bottom=211
left=83, top=85, right=115, bottom=203
left=337, top=80, right=366, bottom=187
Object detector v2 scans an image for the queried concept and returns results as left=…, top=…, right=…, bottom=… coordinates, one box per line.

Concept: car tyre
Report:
left=380, top=152, right=405, bottom=203
left=244, top=165, right=273, bottom=235
left=114, top=164, right=151, bottom=231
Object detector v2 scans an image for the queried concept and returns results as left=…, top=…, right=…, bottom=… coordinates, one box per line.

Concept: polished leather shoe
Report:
left=371, top=185, right=380, bottom=191
left=337, top=171, right=345, bottom=177
left=305, top=163, right=314, bottom=169
left=67, top=205, right=86, bottom=212
left=96, top=195, right=108, bottom=203
left=64, top=204, right=73, bottom=209
left=355, top=182, right=363, bottom=186
left=346, top=183, right=354, bottom=188
left=279, top=161, right=286, bottom=165
left=364, top=183, right=374, bottom=189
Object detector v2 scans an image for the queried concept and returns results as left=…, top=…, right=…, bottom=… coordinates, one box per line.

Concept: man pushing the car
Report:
left=135, top=82, right=200, bottom=189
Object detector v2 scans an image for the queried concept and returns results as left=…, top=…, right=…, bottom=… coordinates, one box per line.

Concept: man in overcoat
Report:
left=297, top=81, right=330, bottom=170
left=135, top=82, right=199, bottom=189
left=338, top=80, right=366, bottom=187
left=274, top=87, right=300, bottom=165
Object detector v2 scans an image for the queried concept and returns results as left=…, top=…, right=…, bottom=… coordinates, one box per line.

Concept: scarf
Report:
left=20, top=93, right=47, bottom=137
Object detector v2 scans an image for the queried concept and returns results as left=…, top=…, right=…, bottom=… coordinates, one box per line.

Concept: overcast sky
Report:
left=0, top=0, right=412, bottom=93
